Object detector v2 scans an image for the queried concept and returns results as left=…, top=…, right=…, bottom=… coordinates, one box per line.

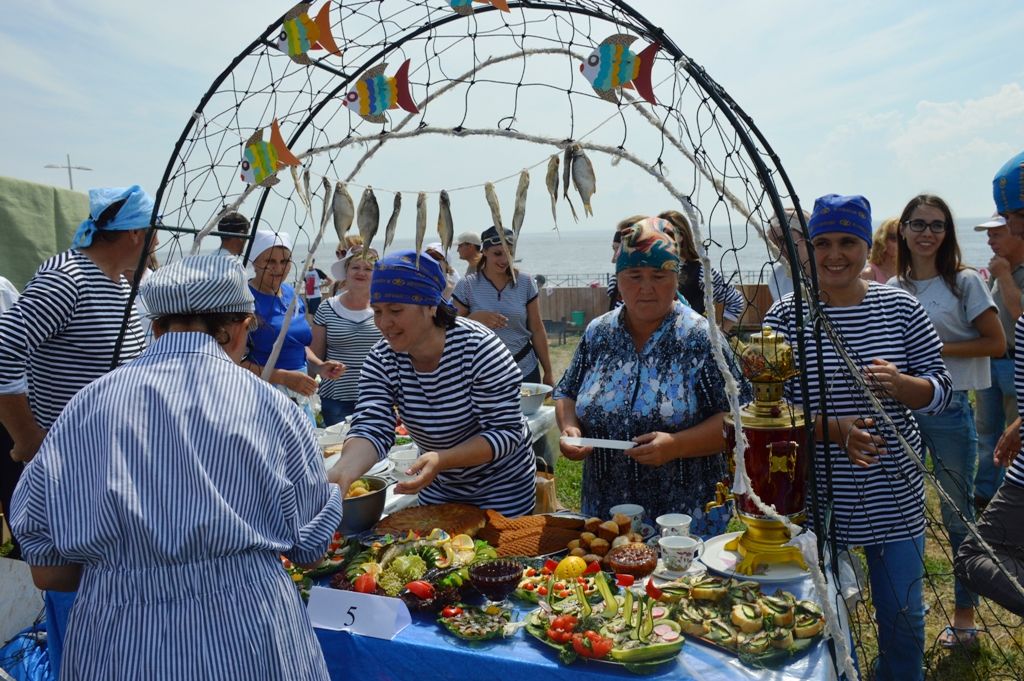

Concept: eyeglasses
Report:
left=335, top=250, right=346, bottom=258
left=904, top=219, right=947, bottom=234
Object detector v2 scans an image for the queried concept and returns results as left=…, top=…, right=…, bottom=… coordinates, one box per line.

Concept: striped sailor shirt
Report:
left=0, top=250, right=145, bottom=428
left=348, top=317, right=536, bottom=516
left=452, top=270, right=540, bottom=376
left=764, top=283, right=952, bottom=546
left=1009, top=316, right=1024, bottom=489
left=11, top=332, right=341, bottom=679
left=313, top=298, right=382, bottom=402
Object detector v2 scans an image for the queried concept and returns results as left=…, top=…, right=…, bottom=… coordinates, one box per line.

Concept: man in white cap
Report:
left=11, top=254, right=340, bottom=679
left=957, top=149, right=1024, bottom=617
left=972, top=212, right=1024, bottom=510
left=455, top=231, right=482, bottom=275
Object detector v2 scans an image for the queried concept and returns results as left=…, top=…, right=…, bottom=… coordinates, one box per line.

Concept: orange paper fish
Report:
left=275, top=2, right=342, bottom=65
left=239, top=119, right=301, bottom=187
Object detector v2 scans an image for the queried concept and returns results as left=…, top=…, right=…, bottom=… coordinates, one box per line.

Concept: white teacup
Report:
left=388, top=448, right=420, bottom=483
left=656, top=513, right=692, bottom=538
left=658, top=535, right=704, bottom=573
left=609, top=504, right=645, bottom=533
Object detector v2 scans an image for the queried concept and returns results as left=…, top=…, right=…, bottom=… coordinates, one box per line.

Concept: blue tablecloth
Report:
left=314, top=576, right=839, bottom=681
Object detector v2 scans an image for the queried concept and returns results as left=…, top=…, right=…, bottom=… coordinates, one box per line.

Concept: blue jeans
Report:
left=321, top=398, right=356, bottom=427
left=975, top=358, right=1015, bottom=501
left=915, top=390, right=979, bottom=609
left=863, top=535, right=926, bottom=681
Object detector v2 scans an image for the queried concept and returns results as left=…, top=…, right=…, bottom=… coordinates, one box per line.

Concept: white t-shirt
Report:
left=888, top=269, right=996, bottom=391
left=0, top=276, right=19, bottom=313
left=768, top=261, right=793, bottom=303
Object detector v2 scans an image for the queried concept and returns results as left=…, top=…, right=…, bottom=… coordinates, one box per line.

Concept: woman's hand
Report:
left=559, top=426, right=592, bottom=461
left=836, top=416, right=886, bottom=468
left=281, top=369, right=317, bottom=396
left=469, top=311, right=508, bottom=329
left=395, top=451, right=442, bottom=495
left=862, top=359, right=904, bottom=400
left=10, top=426, right=47, bottom=463
left=626, top=431, right=679, bottom=467
left=994, top=417, right=1022, bottom=467
left=541, top=370, right=555, bottom=387
left=318, top=360, right=346, bottom=381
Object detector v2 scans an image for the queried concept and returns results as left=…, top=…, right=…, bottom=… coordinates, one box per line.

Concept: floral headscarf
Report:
left=614, top=216, right=680, bottom=273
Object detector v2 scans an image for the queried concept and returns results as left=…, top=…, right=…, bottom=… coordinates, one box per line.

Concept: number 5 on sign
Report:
left=306, top=586, right=412, bottom=640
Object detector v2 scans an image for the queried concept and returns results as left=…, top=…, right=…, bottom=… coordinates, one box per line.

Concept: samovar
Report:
left=720, top=325, right=809, bottom=575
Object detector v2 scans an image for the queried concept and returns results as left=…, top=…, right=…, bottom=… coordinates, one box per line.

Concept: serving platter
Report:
left=700, top=532, right=810, bottom=584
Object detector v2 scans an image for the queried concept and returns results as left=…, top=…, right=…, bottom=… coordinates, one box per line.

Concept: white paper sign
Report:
left=306, top=586, right=412, bottom=640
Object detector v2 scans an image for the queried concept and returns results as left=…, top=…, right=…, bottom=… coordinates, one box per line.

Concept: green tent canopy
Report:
left=0, top=176, right=87, bottom=290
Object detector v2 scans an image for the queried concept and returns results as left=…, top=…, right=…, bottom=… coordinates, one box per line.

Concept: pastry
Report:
left=605, top=543, right=657, bottom=578
left=597, top=520, right=620, bottom=542
left=373, top=503, right=487, bottom=537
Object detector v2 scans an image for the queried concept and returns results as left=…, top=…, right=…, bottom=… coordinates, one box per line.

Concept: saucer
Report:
left=651, top=558, right=705, bottom=582
left=700, top=531, right=810, bottom=584
left=639, top=523, right=656, bottom=540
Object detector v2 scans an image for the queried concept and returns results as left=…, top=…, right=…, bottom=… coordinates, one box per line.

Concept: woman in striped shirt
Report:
left=328, top=250, right=536, bottom=517
left=764, top=194, right=952, bottom=681
left=888, top=194, right=1004, bottom=647
left=11, top=255, right=341, bottom=680
left=311, top=247, right=382, bottom=426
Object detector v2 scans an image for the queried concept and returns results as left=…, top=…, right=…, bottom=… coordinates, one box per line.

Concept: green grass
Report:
left=545, top=335, right=1024, bottom=679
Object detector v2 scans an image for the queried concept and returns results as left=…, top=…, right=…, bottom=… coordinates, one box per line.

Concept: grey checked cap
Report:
left=140, top=255, right=255, bottom=317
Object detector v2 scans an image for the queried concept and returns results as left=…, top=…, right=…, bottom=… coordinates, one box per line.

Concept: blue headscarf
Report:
left=71, top=185, right=155, bottom=249
left=807, top=194, right=872, bottom=248
left=371, top=250, right=448, bottom=307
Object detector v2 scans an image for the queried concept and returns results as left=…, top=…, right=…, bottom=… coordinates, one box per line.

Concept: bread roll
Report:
left=612, top=513, right=632, bottom=535
left=584, top=517, right=603, bottom=534
left=597, top=520, right=620, bottom=542
left=569, top=546, right=587, bottom=558
left=589, top=537, right=610, bottom=556
left=611, top=534, right=632, bottom=549
left=579, top=532, right=596, bottom=549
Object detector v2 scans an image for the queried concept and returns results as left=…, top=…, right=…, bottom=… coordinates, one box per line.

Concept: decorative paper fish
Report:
left=239, top=119, right=301, bottom=188
left=276, top=2, right=342, bottom=65
left=580, top=34, right=661, bottom=105
left=449, top=0, right=510, bottom=17
left=342, top=59, right=419, bottom=124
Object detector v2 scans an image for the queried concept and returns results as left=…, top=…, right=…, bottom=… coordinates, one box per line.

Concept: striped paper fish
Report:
left=275, top=2, right=341, bottom=65
left=239, top=119, right=301, bottom=187
left=341, top=59, right=419, bottom=124
left=449, top=0, right=510, bottom=16
left=579, top=34, right=660, bottom=105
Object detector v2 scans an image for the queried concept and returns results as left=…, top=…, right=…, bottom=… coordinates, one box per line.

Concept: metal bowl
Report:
left=519, top=382, right=553, bottom=416
left=340, top=475, right=389, bottom=534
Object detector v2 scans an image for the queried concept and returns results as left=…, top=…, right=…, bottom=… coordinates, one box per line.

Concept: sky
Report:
left=2, top=0, right=1022, bottom=232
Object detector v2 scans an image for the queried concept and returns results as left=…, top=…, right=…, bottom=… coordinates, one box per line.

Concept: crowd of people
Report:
left=2, top=149, right=1024, bottom=679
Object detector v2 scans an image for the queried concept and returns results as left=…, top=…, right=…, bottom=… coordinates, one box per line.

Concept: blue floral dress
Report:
left=555, top=302, right=750, bottom=537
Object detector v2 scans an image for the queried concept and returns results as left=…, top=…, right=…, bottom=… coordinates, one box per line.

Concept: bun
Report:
left=597, top=520, right=620, bottom=542
left=589, top=538, right=610, bottom=556
left=612, top=513, right=632, bottom=535
left=584, top=517, right=603, bottom=534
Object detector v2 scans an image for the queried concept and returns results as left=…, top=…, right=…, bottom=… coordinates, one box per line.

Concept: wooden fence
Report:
left=539, top=284, right=773, bottom=334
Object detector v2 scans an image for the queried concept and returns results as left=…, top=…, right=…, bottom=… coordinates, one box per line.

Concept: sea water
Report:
left=308, top=218, right=998, bottom=285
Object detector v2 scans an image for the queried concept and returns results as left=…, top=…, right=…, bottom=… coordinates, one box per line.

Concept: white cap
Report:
left=974, top=213, right=1008, bottom=231
left=250, top=229, right=293, bottom=259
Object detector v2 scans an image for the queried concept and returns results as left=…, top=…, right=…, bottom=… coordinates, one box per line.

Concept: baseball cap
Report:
left=974, top=213, right=1008, bottom=232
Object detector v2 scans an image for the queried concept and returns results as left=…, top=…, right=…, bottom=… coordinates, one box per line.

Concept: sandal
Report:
left=939, top=626, right=979, bottom=649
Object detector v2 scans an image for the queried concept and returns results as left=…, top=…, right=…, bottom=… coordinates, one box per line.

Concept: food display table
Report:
left=314, top=572, right=839, bottom=681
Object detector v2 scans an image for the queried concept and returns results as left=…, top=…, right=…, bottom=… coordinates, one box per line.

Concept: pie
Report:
left=373, top=503, right=488, bottom=537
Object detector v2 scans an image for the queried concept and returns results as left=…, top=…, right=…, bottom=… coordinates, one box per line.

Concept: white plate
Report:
left=559, top=436, right=636, bottom=450
left=700, top=531, right=810, bottom=584
left=322, top=455, right=394, bottom=479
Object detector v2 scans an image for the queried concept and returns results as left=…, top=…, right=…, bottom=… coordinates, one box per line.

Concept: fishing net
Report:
left=119, top=1, right=1024, bottom=678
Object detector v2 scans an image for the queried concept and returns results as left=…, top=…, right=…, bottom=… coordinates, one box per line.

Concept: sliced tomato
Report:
left=583, top=561, right=601, bottom=575
left=353, top=572, right=377, bottom=594
left=615, top=574, right=635, bottom=587
left=405, top=580, right=435, bottom=600
left=523, top=582, right=535, bottom=591
left=537, top=586, right=548, bottom=596
left=645, top=579, right=663, bottom=600
left=441, top=605, right=463, bottom=618
left=544, top=559, right=559, bottom=573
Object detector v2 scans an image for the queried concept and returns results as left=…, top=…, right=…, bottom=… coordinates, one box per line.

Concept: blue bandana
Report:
left=371, top=250, right=448, bottom=307
left=71, top=185, right=155, bottom=249
left=807, top=194, right=872, bottom=247
left=994, top=150, right=1024, bottom=214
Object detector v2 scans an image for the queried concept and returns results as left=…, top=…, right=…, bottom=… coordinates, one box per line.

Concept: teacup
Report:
left=656, top=513, right=692, bottom=538
left=608, top=504, right=645, bottom=533
left=388, top=448, right=420, bottom=483
left=658, top=535, right=704, bottom=573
